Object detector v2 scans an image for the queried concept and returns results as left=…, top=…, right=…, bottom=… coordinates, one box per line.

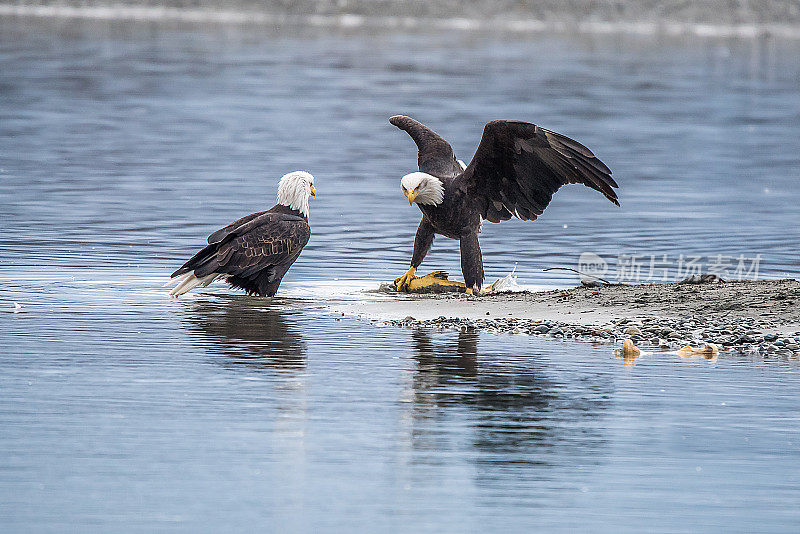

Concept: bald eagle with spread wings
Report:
left=390, top=116, right=619, bottom=294
left=166, top=171, right=315, bottom=297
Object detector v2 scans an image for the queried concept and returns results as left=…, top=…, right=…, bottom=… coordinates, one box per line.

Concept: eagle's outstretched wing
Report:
left=389, top=115, right=464, bottom=178
left=458, top=120, right=618, bottom=223
left=171, top=212, right=310, bottom=296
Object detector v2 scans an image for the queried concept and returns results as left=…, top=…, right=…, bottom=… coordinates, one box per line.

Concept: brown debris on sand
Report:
left=617, top=339, right=641, bottom=358
left=675, top=343, right=720, bottom=358
left=614, top=338, right=720, bottom=364
left=615, top=338, right=643, bottom=365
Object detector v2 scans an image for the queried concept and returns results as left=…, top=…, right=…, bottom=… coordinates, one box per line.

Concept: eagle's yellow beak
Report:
left=310, top=186, right=317, bottom=198
left=405, top=190, right=417, bottom=205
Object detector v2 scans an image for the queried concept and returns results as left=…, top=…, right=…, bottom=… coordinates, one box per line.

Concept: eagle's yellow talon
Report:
left=394, top=266, right=417, bottom=292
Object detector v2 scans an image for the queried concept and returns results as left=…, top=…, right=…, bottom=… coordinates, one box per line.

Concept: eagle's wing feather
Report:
left=171, top=213, right=310, bottom=296
left=195, top=214, right=310, bottom=279
left=389, top=115, right=464, bottom=177
left=207, top=210, right=270, bottom=244
left=459, top=120, right=618, bottom=223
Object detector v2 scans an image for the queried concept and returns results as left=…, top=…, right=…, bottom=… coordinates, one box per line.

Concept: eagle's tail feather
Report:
left=164, top=272, right=192, bottom=287
left=168, top=272, right=219, bottom=297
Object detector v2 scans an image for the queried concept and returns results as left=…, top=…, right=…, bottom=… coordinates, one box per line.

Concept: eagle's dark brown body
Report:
left=171, top=204, right=310, bottom=297
left=390, top=115, right=619, bottom=290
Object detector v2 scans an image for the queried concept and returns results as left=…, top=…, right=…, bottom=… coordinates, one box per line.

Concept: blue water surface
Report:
left=1, top=16, right=799, bottom=533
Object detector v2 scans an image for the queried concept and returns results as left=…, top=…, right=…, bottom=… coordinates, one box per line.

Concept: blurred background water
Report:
left=1, top=12, right=800, bottom=533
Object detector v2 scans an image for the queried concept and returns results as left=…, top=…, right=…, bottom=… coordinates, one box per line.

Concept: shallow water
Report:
left=1, top=17, right=800, bottom=532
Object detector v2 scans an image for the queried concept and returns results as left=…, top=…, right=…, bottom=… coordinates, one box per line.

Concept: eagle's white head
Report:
left=277, top=170, right=316, bottom=216
left=401, top=172, right=445, bottom=206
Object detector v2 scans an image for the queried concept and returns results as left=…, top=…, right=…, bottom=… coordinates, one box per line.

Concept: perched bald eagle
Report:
left=390, top=116, right=619, bottom=294
left=166, top=171, right=316, bottom=297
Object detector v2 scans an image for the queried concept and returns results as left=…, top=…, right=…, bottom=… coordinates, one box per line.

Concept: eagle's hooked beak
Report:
left=310, top=186, right=317, bottom=198
left=405, top=190, right=417, bottom=205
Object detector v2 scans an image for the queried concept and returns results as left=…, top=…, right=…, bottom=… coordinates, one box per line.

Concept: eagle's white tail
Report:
left=165, top=271, right=221, bottom=297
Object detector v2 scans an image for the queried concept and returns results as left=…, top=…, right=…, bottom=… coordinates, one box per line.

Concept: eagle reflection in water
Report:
left=408, top=329, right=610, bottom=466
left=177, top=297, right=305, bottom=370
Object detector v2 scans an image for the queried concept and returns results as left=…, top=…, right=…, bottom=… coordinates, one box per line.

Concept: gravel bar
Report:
left=334, top=279, right=800, bottom=357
